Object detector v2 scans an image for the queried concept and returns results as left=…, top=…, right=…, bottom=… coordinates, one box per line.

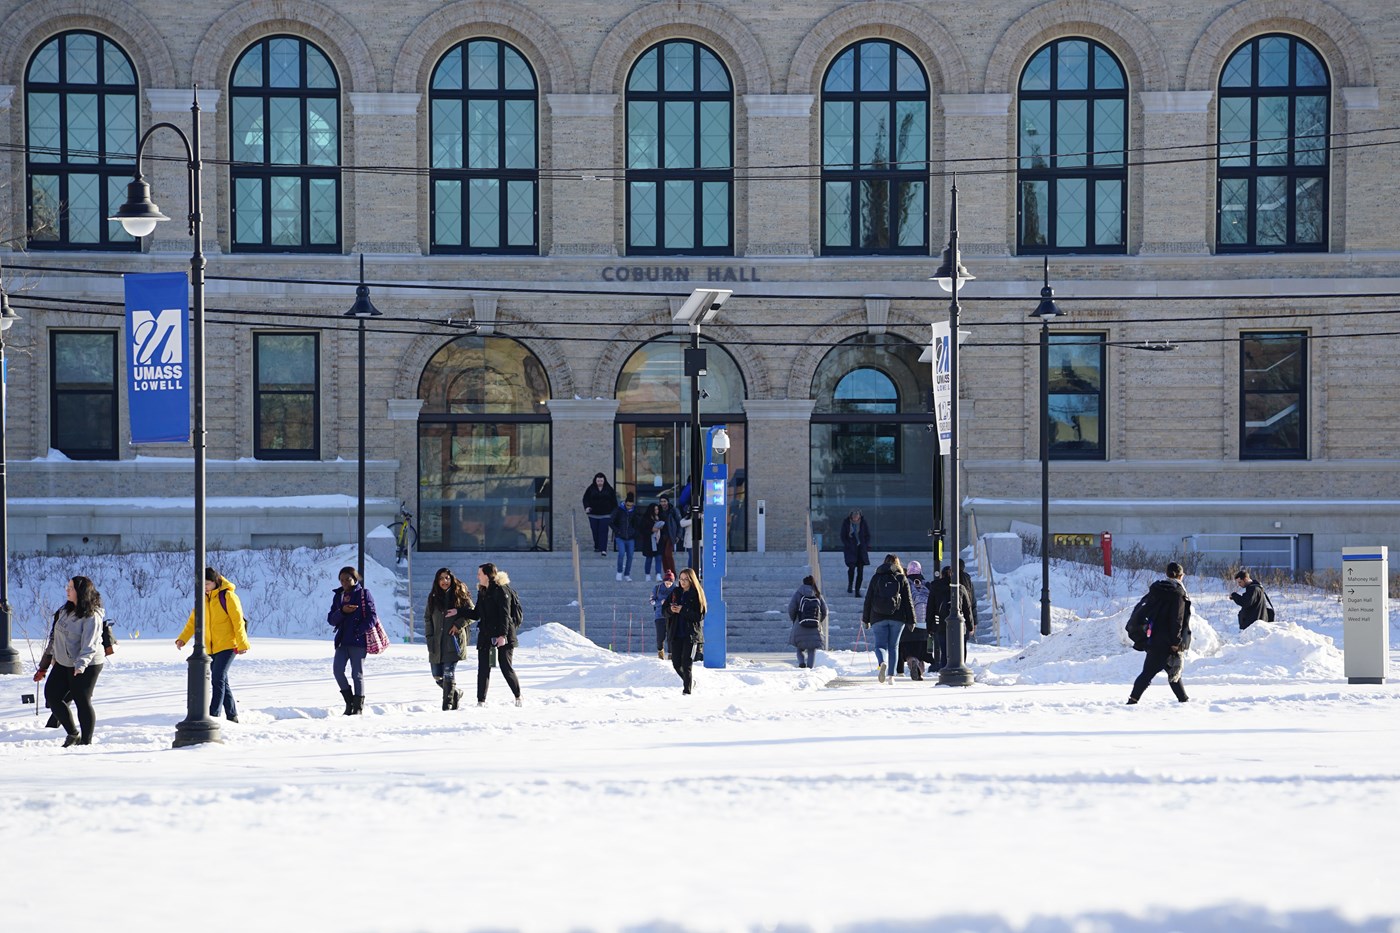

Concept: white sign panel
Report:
left=930, top=321, right=951, bottom=456
left=1341, top=546, right=1389, bottom=684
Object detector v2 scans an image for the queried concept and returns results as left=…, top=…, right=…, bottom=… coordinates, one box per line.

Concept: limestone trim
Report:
left=864, top=296, right=890, bottom=335
left=588, top=1, right=772, bottom=95
left=391, top=0, right=575, bottom=95
left=547, top=94, right=618, bottom=117
left=0, top=86, right=13, bottom=111
left=546, top=398, right=621, bottom=421
left=147, top=88, right=222, bottom=113
left=192, top=0, right=377, bottom=94
left=0, top=0, right=178, bottom=90
left=349, top=92, right=421, bottom=116
left=787, top=2, right=969, bottom=95
left=983, top=0, right=1169, bottom=94
left=784, top=310, right=929, bottom=399
left=589, top=311, right=771, bottom=401
left=386, top=398, right=424, bottom=421
left=743, top=399, right=816, bottom=420
left=1341, top=86, right=1380, bottom=111
left=941, top=94, right=1012, bottom=117
left=1184, top=0, right=1374, bottom=91
left=743, top=94, right=814, bottom=118
left=1139, top=91, right=1213, bottom=114
left=392, top=318, right=576, bottom=402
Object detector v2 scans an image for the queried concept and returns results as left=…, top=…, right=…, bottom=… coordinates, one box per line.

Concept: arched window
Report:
left=230, top=36, right=341, bottom=252
left=821, top=40, right=928, bottom=254
left=25, top=31, right=139, bottom=249
left=811, top=335, right=933, bottom=550
left=1216, top=34, right=1329, bottom=252
left=1018, top=38, right=1127, bottom=254
left=417, top=335, right=552, bottom=550
left=429, top=39, right=538, bottom=253
left=625, top=40, right=733, bottom=255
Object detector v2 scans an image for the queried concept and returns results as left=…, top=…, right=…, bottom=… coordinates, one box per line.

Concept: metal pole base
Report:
left=172, top=651, right=221, bottom=747
left=172, top=717, right=224, bottom=748
left=937, top=663, right=974, bottom=687
left=0, top=647, right=21, bottom=675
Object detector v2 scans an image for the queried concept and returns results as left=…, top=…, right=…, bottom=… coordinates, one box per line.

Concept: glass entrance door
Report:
left=616, top=420, right=747, bottom=550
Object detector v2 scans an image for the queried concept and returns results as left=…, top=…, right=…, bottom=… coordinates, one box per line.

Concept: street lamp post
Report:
left=0, top=278, right=21, bottom=676
left=1030, top=257, right=1064, bottom=638
left=932, top=181, right=975, bottom=687
left=344, top=255, right=382, bottom=579
left=109, top=88, right=219, bottom=746
left=673, top=288, right=732, bottom=576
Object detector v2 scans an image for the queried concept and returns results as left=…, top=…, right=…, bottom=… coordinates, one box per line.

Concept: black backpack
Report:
left=870, top=573, right=902, bottom=617
left=796, top=594, right=821, bottom=628
left=1125, top=593, right=1153, bottom=651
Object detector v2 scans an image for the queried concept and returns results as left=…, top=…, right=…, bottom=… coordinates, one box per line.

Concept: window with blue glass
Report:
left=230, top=36, right=341, bottom=252
left=1241, top=331, right=1307, bottom=459
left=821, top=40, right=929, bottom=254
left=1047, top=333, right=1106, bottom=460
left=625, top=40, right=733, bottom=255
left=1217, top=35, right=1329, bottom=252
left=1018, top=39, right=1127, bottom=254
left=25, top=31, right=139, bottom=250
left=254, top=332, right=320, bottom=460
left=429, top=39, right=538, bottom=253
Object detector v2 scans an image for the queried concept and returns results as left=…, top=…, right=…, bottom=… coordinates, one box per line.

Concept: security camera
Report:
left=711, top=428, right=732, bottom=454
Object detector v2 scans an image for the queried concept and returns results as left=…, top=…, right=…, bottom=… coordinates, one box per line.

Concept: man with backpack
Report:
left=1127, top=561, right=1192, bottom=705
left=862, top=554, right=915, bottom=683
left=1229, top=569, right=1274, bottom=630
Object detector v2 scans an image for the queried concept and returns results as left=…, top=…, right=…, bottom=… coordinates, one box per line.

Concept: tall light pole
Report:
left=344, top=254, right=381, bottom=579
left=1030, top=257, right=1063, bottom=638
left=110, top=88, right=219, bottom=746
left=0, top=277, right=20, bottom=675
left=931, top=180, right=975, bottom=688
left=673, top=288, right=732, bottom=576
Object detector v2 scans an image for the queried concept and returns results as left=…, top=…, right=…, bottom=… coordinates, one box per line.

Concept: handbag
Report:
left=365, top=619, right=390, bottom=655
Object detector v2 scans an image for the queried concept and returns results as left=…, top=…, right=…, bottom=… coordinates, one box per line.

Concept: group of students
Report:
left=859, top=554, right=979, bottom=683
left=582, top=473, right=693, bottom=583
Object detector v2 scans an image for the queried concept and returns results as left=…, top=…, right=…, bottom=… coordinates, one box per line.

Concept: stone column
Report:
left=386, top=398, right=424, bottom=508
left=546, top=94, right=618, bottom=256
left=743, top=399, right=815, bottom=551
left=1138, top=91, right=1213, bottom=254
left=1340, top=87, right=1382, bottom=251
left=546, top=397, right=621, bottom=549
left=941, top=94, right=1012, bottom=254
left=349, top=92, right=422, bottom=253
left=0, top=86, right=14, bottom=242
left=743, top=94, right=815, bottom=256
left=144, top=88, right=221, bottom=256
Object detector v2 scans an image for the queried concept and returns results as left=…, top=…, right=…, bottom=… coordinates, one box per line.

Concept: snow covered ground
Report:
left=2, top=547, right=1398, bottom=932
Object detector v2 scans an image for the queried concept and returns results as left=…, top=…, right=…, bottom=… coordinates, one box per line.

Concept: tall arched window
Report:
left=811, top=335, right=933, bottom=551
left=25, top=31, right=139, bottom=249
left=429, top=39, right=538, bottom=253
left=1018, top=38, right=1127, bottom=253
left=230, top=36, right=341, bottom=252
left=625, top=40, right=733, bottom=255
left=1217, top=34, right=1329, bottom=252
left=417, top=336, right=552, bottom=550
left=821, top=40, right=928, bottom=254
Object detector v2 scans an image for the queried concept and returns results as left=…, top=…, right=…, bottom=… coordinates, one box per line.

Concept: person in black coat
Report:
left=840, top=509, right=871, bottom=596
left=1128, top=562, right=1191, bottom=704
left=928, top=564, right=975, bottom=670
left=861, top=554, right=915, bottom=683
left=1229, top=569, right=1270, bottom=630
left=582, top=472, right=618, bottom=556
left=462, top=562, right=524, bottom=706
left=666, top=567, right=706, bottom=695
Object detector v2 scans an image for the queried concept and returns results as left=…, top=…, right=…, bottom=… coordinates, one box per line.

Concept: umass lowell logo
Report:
left=130, top=308, right=185, bottom=389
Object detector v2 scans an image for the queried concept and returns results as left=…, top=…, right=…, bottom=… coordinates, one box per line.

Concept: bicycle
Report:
left=390, top=502, right=418, bottom=565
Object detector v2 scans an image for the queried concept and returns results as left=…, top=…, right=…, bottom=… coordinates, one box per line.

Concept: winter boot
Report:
left=1126, top=695, right=1140, bottom=705
left=45, top=712, right=60, bottom=729
left=340, top=688, right=354, bottom=716
left=442, top=679, right=455, bottom=711
left=451, top=685, right=462, bottom=710
left=351, top=695, right=365, bottom=715
left=1170, top=681, right=1190, bottom=703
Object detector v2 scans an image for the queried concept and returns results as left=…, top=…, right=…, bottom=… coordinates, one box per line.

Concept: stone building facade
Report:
left=1, top=0, right=1397, bottom=570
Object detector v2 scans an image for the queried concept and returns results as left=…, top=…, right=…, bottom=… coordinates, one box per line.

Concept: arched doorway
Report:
left=417, top=335, right=551, bottom=550
left=811, top=334, right=934, bottom=551
left=615, top=336, right=748, bottom=550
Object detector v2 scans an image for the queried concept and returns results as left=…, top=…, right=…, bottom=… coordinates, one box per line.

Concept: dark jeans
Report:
left=477, top=644, right=520, bottom=701
left=588, top=515, right=611, bottom=553
left=334, top=643, right=367, bottom=694
left=670, top=635, right=695, bottom=693
left=45, top=662, right=102, bottom=741
left=932, top=622, right=947, bottom=669
left=847, top=565, right=865, bottom=594
left=1131, top=648, right=1188, bottom=701
left=654, top=618, right=667, bottom=652
left=210, top=649, right=238, bottom=718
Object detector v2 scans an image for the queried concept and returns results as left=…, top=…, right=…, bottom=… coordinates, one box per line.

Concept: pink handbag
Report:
left=365, top=619, right=390, bottom=655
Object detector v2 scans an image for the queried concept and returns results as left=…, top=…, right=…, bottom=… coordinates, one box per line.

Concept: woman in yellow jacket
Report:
left=176, top=566, right=250, bottom=722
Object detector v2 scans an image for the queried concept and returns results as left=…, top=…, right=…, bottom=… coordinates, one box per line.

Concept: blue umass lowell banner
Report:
left=124, top=271, right=190, bottom=444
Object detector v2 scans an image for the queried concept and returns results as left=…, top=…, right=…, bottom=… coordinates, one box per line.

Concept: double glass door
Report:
left=615, top=419, right=747, bottom=551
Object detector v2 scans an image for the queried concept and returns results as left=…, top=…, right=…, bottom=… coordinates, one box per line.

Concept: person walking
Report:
left=928, top=565, right=951, bottom=671
left=933, top=563, right=976, bottom=666
left=899, top=560, right=932, bottom=680
left=424, top=567, right=474, bottom=710
left=639, top=503, right=669, bottom=581
left=657, top=495, right=682, bottom=577
left=33, top=576, right=105, bottom=747
left=582, top=473, right=618, bottom=557
left=1127, top=561, right=1192, bottom=705
left=327, top=566, right=379, bottom=715
left=1229, top=569, right=1273, bottom=631
left=612, top=493, right=639, bottom=581
left=464, top=563, right=524, bottom=707
left=840, top=509, right=871, bottom=597
left=787, top=575, right=827, bottom=669
left=862, top=554, right=915, bottom=683
left=650, top=569, right=676, bottom=659
left=176, top=567, right=249, bottom=723
left=666, top=567, right=706, bottom=695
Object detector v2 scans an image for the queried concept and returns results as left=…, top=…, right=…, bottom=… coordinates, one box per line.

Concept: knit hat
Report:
left=664, top=570, right=675, bottom=581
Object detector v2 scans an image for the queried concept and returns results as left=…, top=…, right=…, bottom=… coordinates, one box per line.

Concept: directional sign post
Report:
left=1341, top=547, right=1389, bottom=684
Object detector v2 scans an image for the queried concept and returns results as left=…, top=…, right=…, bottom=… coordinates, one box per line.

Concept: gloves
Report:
left=33, top=668, right=46, bottom=682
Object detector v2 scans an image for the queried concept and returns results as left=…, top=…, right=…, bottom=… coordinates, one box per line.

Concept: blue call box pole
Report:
left=702, top=425, right=728, bottom=668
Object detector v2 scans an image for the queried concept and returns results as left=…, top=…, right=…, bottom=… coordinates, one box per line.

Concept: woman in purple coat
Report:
left=328, top=566, right=379, bottom=715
